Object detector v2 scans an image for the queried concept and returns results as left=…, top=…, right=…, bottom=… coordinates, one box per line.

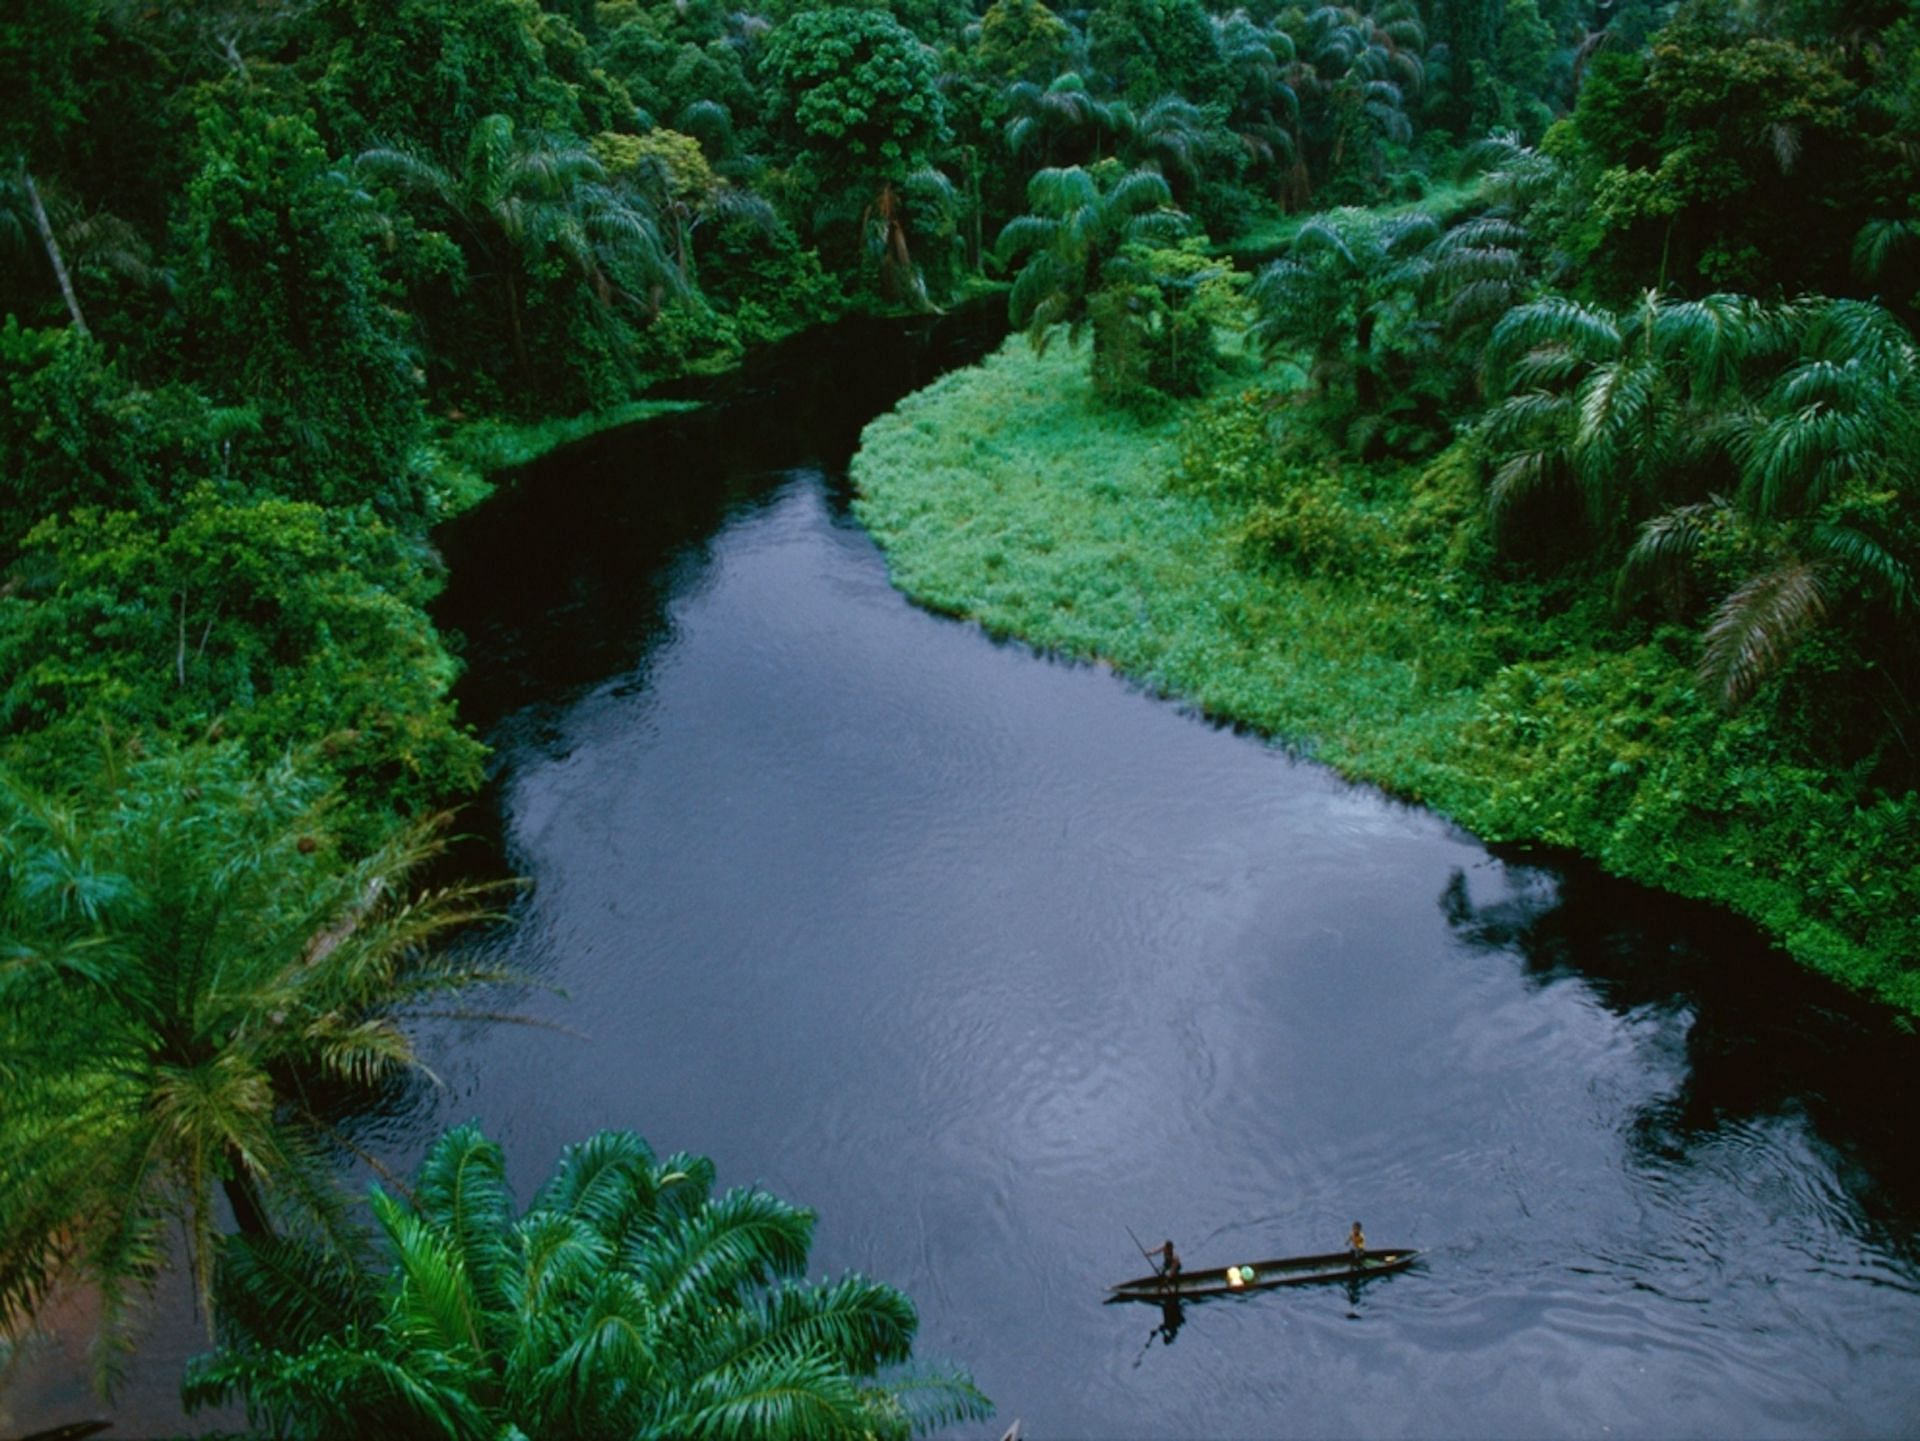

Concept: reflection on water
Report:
left=1440, top=862, right=1920, bottom=1241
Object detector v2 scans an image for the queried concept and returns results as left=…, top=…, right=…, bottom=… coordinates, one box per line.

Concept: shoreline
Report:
left=850, top=337, right=1920, bottom=1019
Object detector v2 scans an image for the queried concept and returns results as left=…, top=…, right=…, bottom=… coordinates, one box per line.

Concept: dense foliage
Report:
left=0, top=745, right=511, bottom=1382
left=184, top=1123, right=990, bottom=1440
left=5, top=0, right=1920, bottom=1429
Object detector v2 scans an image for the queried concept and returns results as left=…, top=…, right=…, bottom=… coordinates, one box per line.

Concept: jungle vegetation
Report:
left=3, top=0, right=1918, bottom=1431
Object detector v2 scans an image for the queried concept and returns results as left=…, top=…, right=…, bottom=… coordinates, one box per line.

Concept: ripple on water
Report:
left=445, top=475, right=1920, bottom=1441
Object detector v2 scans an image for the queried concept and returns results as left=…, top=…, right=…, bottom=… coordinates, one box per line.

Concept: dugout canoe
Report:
left=1107, top=1247, right=1418, bottom=1301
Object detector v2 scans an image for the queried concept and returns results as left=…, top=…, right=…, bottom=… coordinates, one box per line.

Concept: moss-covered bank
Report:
left=851, top=339, right=1920, bottom=1018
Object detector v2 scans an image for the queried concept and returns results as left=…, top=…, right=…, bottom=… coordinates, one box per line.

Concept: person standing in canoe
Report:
left=1348, top=1221, right=1366, bottom=1263
left=1150, top=1238, right=1181, bottom=1283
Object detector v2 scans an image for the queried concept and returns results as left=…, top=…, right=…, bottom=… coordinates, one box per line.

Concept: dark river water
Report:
left=422, top=317, right=1920, bottom=1439
left=8, top=312, right=1919, bottom=1439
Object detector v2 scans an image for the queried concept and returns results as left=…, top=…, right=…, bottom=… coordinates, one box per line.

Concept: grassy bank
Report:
left=851, top=339, right=1920, bottom=1017
left=440, top=397, right=707, bottom=485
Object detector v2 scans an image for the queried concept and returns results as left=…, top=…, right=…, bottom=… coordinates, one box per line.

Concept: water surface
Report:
left=424, top=332, right=1920, bottom=1439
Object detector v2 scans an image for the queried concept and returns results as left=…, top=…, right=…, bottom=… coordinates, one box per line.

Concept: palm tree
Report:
left=1462, top=130, right=1566, bottom=238
left=996, top=163, right=1187, bottom=358
left=1119, top=95, right=1217, bottom=199
left=1248, top=207, right=1439, bottom=411
left=356, top=115, right=677, bottom=388
left=864, top=168, right=960, bottom=311
left=183, top=1122, right=993, bottom=1440
left=1482, top=290, right=1919, bottom=709
left=1001, top=72, right=1129, bottom=168
left=0, top=745, right=514, bottom=1374
left=1, top=158, right=90, bottom=334
left=1477, top=289, right=1765, bottom=544
left=1618, top=298, right=1920, bottom=708
left=607, top=128, right=777, bottom=287
left=1296, top=1, right=1424, bottom=189
left=1212, top=12, right=1302, bottom=201
left=1424, top=214, right=1532, bottom=334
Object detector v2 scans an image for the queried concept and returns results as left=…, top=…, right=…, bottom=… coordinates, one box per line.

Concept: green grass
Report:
left=852, top=338, right=1920, bottom=1017
left=443, top=398, right=706, bottom=476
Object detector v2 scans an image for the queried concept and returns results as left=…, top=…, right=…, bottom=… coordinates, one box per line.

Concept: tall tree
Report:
left=1249, top=207, right=1440, bottom=412
left=1296, top=2, right=1425, bottom=194
left=763, top=7, right=952, bottom=300
left=0, top=745, right=512, bottom=1371
left=178, top=98, right=427, bottom=515
left=996, top=162, right=1186, bottom=358
left=1620, top=298, right=1920, bottom=709
left=1478, top=288, right=1757, bottom=545
left=1002, top=73, right=1130, bottom=169
left=0, top=0, right=104, bottom=334
left=1483, top=289, right=1920, bottom=713
left=357, top=113, right=676, bottom=397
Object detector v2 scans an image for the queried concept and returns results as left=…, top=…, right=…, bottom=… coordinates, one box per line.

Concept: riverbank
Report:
left=437, top=287, right=1012, bottom=493
left=851, top=338, right=1920, bottom=1017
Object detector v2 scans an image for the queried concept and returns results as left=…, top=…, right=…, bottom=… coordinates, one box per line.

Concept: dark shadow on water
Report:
left=426, top=301, right=1007, bottom=895
left=1439, top=850, right=1920, bottom=1245
left=432, top=302, right=1007, bottom=741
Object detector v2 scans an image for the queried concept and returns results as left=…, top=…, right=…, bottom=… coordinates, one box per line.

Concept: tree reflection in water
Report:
left=1438, top=852, right=1920, bottom=1241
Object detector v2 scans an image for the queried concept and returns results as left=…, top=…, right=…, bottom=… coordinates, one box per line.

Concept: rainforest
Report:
left=4, top=0, right=1920, bottom=1437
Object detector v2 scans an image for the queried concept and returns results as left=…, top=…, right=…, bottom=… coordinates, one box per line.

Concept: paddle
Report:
left=1124, top=1224, right=1174, bottom=1295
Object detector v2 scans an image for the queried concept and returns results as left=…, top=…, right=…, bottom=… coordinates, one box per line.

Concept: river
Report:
left=8, top=310, right=1918, bottom=1438
left=425, top=314, right=1920, bottom=1438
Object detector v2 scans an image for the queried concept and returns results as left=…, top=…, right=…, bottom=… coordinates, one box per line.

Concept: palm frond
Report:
left=1741, top=403, right=1869, bottom=519
left=994, top=214, right=1057, bottom=265
left=1810, top=522, right=1916, bottom=610
left=1701, top=559, right=1829, bottom=710
left=411, top=1123, right=516, bottom=1328
left=1436, top=217, right=1527, bottom=254
left=678, top=100, right=734, bottom=158
left=531, top=1129, right=660, bottom=1235
left=868, top=1361, right=996, bottom=1435
left=1120, top=209, right=1189, bottom=247
left=1024, top=166, right=1100, bottom=216
left=354, top=147, right=455, bottom=206
left=1379, top=211, right=1440, bottom=255
left=1486, top=297, right=1620, bottom=386
left=1796, top=297, right=1914, bottom=370
left=1773, top=357, right=1862, bottom=413
left=1485, top=447, right=1567, bottom=523
left=1503, top=344, right=1583, bottom=390
left=1617, top=500, right=1725, bottom=602
left=1103, top=168, right=1175, bottom=217
left=375, top=1190, right=487, bottom=1364
left=1571, top=355, right=1664, bottom=509
left=645, top=1188, right=815, bottom=1320
left=719, top=1276, right=920, bottom=1376
left=212, top=1232, right=371, bottom=1353
left=1289, top=217, right=1358, bottom=270
left=1481, top=389, right=1572, bottom=449
left=463, top=114, right=519, bottom=204
left=1445, top=276, right=1523, bottom=330
left=1651, top=292, right=1764, bottom=397
left=1853, top=217, right=1920, bottom=281
left=672, top=1346, right=867, bottom=1441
